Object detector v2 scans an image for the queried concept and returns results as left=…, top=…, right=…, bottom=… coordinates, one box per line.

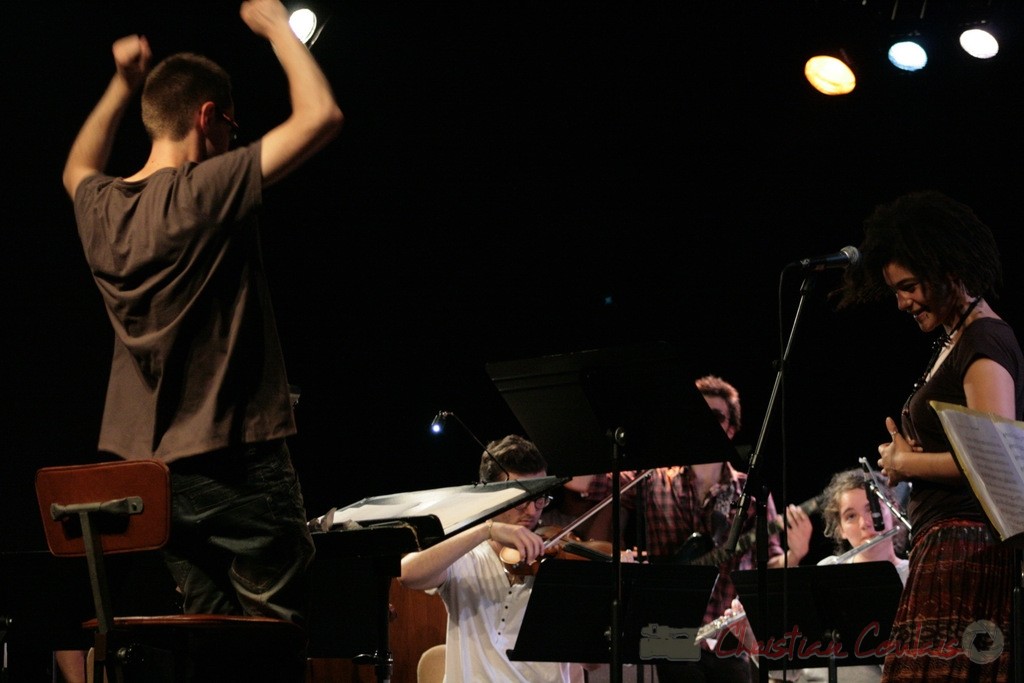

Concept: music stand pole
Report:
left=372, top=571, right=393, bottom=683
left=723, top=271, right=817, bottom=683
left=826, top=629, right=839, bottom=683
left=609, top=427, right=626, bottom=683
left=754, top=480, right=769, bottom=683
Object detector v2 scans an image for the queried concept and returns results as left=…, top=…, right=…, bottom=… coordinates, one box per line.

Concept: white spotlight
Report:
left=289, top=8, right=318, bottom=45
left=959, top=28, right=999, bottom=59
left=888, top=40, right=928, bottom=71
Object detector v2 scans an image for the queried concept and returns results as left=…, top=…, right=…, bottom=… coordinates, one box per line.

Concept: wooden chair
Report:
left=34, top=459, right=308, bottom=683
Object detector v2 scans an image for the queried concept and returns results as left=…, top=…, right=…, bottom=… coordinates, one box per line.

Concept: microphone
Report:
left=864, top=478, right=886, bottom=532
left=430, top=410, right=512, bottom=482
left=858, top=463, right=887, bottom=532
left=790, top=245, right=861, bottom=271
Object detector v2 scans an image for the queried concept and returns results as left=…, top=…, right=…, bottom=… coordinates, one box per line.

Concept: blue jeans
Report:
left=163, top=439, right=315, bottom=626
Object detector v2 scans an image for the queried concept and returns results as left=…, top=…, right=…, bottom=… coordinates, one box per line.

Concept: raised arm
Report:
left=62, top=35, right=152, bottom=200
left=239, top=0, right=344, bottom=187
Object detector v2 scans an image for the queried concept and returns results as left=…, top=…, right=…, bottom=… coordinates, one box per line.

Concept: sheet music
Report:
left=319, top=481, right=560, bottom=537
left=932, top=401, right=1024, bottom=541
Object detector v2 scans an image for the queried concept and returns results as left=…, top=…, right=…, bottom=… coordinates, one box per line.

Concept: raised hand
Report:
left=112, top=34, right=152, bottom=90
left=784, top=503, right=812, bottom=562
left=239, top=0, right=291, bottom=39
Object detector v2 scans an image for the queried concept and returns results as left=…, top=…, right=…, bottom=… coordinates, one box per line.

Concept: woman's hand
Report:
left=878, top=416, right=918, bottom=484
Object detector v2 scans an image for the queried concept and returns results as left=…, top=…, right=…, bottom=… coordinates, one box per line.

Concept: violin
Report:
left=499, top=525, right=614, bottom=576
left=498, top=469, right=653, bottom=576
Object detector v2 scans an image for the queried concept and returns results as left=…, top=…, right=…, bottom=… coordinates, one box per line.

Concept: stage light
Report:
left=959, top=26, right=999, bottom=59
left=888, top=38, right=928, bottom=71
left=804, top=54, right=856, bottom=95
left=802, top=0, right=1009, bottom=95
left=289, top=9, right=317, bottom=43
left=287, top=4, right=328, bottom=47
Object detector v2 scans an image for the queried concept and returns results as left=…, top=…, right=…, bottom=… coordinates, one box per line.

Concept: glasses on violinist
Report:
left=514, top=495, right=554, bottom=511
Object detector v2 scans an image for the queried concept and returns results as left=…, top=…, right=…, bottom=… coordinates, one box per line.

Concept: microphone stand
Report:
left=723, top=270, right=816, bottom=683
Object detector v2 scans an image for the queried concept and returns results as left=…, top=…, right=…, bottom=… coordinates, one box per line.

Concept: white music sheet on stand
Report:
left=326, top=486, right=524, bottom=535
left=932, top=400, right=1024, bottom=541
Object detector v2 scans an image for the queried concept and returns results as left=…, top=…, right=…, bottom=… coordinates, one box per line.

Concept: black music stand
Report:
left=732, top=563, right=904, bottom=683
left=508, top=559, right=720, bottom=664
left=487, top=342, right=738, bottom=681
left=486, top=342, right=738, bottom=476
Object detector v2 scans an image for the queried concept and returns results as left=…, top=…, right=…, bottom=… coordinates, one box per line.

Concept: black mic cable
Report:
left=430, top=410, right=513, bottom=482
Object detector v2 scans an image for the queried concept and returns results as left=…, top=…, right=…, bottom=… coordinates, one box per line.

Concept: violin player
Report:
left=399, top=434, right=588, bottom=682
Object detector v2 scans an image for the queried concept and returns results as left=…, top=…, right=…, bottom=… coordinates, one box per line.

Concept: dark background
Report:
left=3, top=0, right=1023, bottom=564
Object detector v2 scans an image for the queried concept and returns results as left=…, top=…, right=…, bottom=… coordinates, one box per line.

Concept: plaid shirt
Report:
left=585, top=463, right=783, bottom=629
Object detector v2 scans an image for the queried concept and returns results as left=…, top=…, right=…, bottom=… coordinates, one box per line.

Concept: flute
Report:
left=818, top=525, right=901, bottom=565
left=695, top=610, right=747, bottom=644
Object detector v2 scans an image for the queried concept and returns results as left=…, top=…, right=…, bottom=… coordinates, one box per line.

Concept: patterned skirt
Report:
left=880, top=519, right=1016, bottom=683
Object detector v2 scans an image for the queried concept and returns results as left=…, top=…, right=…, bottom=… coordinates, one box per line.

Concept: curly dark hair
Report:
left=821, top=468, right=907, bottom=558
left=478, top=434, right=548, bottom=483
left=835, top=190, right=1002, bottom=309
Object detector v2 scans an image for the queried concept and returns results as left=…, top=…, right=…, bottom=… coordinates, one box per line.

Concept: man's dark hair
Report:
left=695, top=374, right=741, bottom=432
left=479, top=434, right=547, bottom=483
left=142, top=52, right=233, bottom=141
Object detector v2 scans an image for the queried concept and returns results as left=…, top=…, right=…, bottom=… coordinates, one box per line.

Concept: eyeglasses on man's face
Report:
left=219, top=110, right=240, bottom=143
left=514, top=495, right=554, bottom=511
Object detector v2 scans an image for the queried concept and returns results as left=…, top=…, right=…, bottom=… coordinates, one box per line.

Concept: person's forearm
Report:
left=268, top=22, right=340, bottom=126
left=893, top=450, right=963, bottom=483
left=63, top=75, right=135, bottom=197
left=399, top=521, right=492, bottom=591
left=258, top=21, right=342, bottom=185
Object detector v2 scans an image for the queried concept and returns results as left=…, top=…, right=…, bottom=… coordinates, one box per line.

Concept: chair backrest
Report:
left=35, top=459, right=171, bottom=557
left=416, top=643, right=446, bottom=683
left=34, top=459, right=309, bottom=683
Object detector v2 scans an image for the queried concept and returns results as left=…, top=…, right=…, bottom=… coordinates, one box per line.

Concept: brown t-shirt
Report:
left=74, top=142, right=296, bottom=462
left=903, top=317, right=1024, bottom=538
